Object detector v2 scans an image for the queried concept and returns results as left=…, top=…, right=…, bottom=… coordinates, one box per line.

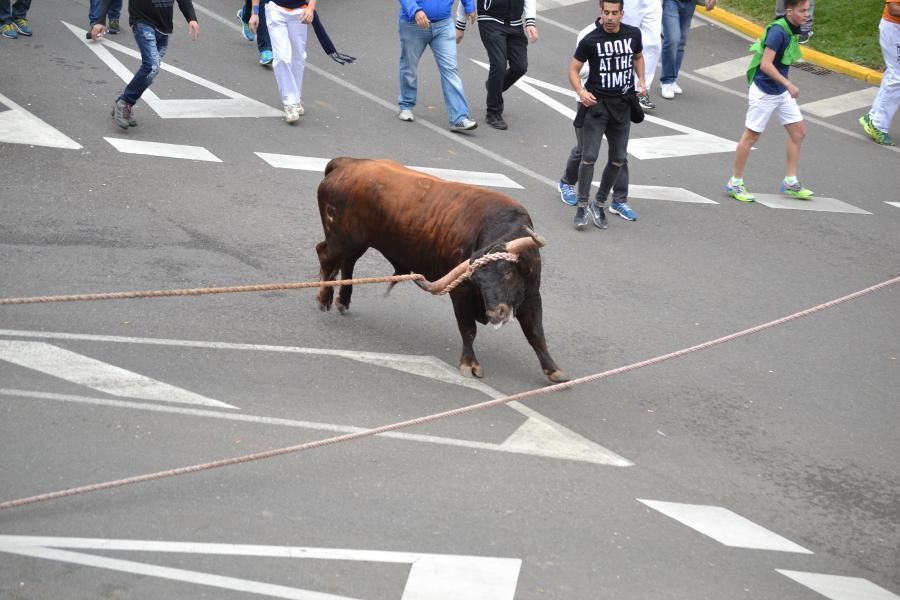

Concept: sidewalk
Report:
left=697, top=6, right=884, bottom=85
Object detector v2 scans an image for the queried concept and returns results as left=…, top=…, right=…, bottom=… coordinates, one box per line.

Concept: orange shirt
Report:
left=885, top=0, right=900, bottom=25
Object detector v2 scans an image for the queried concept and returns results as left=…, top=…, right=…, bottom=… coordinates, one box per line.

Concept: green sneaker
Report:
left=860, top=113, right=896, bottom=146
left=1, top=22, right=17, bottom=38
left=725, top=180, right=755, bottom=202
left=780, top=180, right=814, bottom=200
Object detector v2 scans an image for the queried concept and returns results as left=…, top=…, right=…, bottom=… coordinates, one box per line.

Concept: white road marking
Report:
left=0, top=535, right=522, bottom=600
left=638, top=499, right=813, bottom=553
left=254, top=153, right=523, bottom=189
left=0, top=92, right=82, bottom=149
left=503, top=66, right=737, bottom=159
left=67, top=21, right=282, bottom=119
left=536, top=0, right=589, bottom=10
left=885, top=202, right=900, bottom=209
left=801, top=88, right=879, bottom=118
left=694, top=56, right=750, bottom=82
left=626, top=185, right=718, bottom=204
left=104, top=138, right=222, bottom=162
left=0, top=341, right=236, bottom=409
left=0, top=330, right=631, bottom=466
left=752, top=193, right=871, bottom=214
left=777, top=570, right=900, bottom=600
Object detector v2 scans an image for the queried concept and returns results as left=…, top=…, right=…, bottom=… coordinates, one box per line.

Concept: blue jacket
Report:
left=399, top=0, right=475, bottom=22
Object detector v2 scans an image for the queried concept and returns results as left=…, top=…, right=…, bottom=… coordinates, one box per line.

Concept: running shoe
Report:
left=609, top=201, right=637, bottom=221
left=780, top=180, right=814, bottom=199
left=587, top=201, right=608, bottom=229
left=557, top=180, right=577, bottom=206
left=574, top=205, right=588, bottom=230
left=726, top=180, right=755, bottom=203
left=13, top=18, right=31, bottom=36
left=237, top=8, right=255, bottom=41
left=860, top=113, right=896, bottom=146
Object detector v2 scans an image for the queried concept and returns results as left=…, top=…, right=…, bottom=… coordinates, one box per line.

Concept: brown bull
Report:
left=315, top=157, right=566, bottom=383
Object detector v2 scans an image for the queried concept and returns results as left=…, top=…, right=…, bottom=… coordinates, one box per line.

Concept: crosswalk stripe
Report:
left=0, top=92, right=82, bottom=150
left=104, top=138, right=222, bottom=162
left=254, top=153, right=523, bottom=188
left=752, top=193, right=871, bottom=214
left=887, top=202, right=900, bottom=209
left=801, top=88, right=879, bottom=118
left=638, top=499, right=813, bottom=553
left=777, top=570, right=900, bottom=600
left=694, top=56, right=750, bottom=82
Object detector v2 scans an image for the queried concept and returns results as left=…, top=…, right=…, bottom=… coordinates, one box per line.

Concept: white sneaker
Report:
left=398, top=109, right=414, bottom=122
left=660, top=83, right=675, bottom=100
left=293, top=103, right=304, bottom=117
left=672, top=81, right=683, bottom=95
left=285, top=104, right=300, bottom=123
left=450, top=117, right=477, bottom=132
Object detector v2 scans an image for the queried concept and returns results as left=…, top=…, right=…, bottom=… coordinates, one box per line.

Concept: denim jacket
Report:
left=399, top=0, right=475, bottom=22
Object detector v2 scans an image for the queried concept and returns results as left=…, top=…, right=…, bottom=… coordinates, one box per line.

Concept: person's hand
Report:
left=466, top=11, right=476, bottom=24
left=89, top=23, right=106, bottom=41
left=456, top=28, right=464, bottom=44
left=786, top=81, right=800, bottom=98
left=415, top=10, right=430, bottom=29
left=249, top=12, right=259, bottom=33
left=329, top=51, right=356, bottom=64
left=577, top=87, right=597, bottom=107
left=188, top=20, right=200, bottom=40
left=525, top=25, right=538, bottom=43
left=299, top=6, right=314, bottom=24
left=705, top=0, right=717, bottom=10
left=635, top=78, right=646, bottom=96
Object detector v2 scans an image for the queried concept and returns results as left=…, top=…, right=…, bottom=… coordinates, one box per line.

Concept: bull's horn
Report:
left=415, top=259, right=471, bottom=295
left=505, top=234, right=545, bottom=255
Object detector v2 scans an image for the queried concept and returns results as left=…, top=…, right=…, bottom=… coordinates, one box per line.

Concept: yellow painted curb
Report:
left=696, top=6, right=884, bottom=86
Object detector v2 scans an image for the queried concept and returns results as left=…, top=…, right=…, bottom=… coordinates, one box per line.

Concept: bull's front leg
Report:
left=451, top=292, right=482, bottom=378
left=517, top=292, right=568, bottom=383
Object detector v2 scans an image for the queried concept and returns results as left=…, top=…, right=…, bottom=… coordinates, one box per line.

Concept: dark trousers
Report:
left=477, top=20, right=528, bottom=116
left=562, top=102, right=630, bottom=205
left=241, top=0, right=270, bottom=52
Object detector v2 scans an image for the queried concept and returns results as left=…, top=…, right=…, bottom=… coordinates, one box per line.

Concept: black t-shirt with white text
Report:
left=574, top=20, right=643, bottom=97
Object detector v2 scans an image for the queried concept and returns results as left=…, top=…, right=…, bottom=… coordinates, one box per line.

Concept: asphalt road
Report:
left=1, top=1, right=898, bottom=599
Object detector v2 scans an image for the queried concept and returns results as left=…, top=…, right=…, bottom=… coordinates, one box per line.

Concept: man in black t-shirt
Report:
left=565, top=0, right=644, bottom=230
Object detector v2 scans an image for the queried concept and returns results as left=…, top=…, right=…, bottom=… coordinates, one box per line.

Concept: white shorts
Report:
left=745, top=82, right=803, bottom=132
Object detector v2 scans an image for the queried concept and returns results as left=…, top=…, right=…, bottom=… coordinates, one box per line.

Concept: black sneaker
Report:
left=108, top=18, right=120, bottom=34
left=574, top=205, right=588, bottom=230
left=111, top=99, right=130, bottom=129
left=486, top=112, right=508, bottom=130
left=638, top=94, right=655, bottom=110
left=587, top=201, right=608, bottom=229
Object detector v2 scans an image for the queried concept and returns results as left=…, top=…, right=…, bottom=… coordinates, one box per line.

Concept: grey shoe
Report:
left=574, top=205, right=588, bottom=230
left=587, top=201, right=608, bottom=229
left=398, top=108, right=414, bottom=122
left=450, top=117, right=477, bottom=132
left=111, top=99, right=130, bottom=129
left=125, top=103, right=136, bottom=127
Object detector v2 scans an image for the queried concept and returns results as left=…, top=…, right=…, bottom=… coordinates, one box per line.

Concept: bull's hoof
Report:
left=547, top=370, right=569, bottom=383
left=317, top=301, right=331, bottom=312
left=459, top=362, right=484, bottom=378
left=336, top=301, right=349, bottom=315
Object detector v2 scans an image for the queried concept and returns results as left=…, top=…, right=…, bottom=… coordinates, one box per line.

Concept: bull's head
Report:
left=417, top=227, right=546, bottom=326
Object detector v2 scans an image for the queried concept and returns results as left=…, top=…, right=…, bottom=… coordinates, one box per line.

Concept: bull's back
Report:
left=318, top=158, right=527, bottom=277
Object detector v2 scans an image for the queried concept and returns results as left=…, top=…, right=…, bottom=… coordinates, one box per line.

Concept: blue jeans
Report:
left=120, top=23, right=168, bottom=106
left=661, top=0, right=696, bottom=84
left=89, top=0, right=121, bottom=25
left=0, top=0, right=31, bottom=24
left=398, top=17, right=471, bottom=126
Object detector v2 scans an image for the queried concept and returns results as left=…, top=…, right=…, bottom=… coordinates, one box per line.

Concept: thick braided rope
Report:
left=0, top=274, right=425, bottom=306
left=1, top=274, right=896, bottom=512
left=438, top=252, right=519, bottom=295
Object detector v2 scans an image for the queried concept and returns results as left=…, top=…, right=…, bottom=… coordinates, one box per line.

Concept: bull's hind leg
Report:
left=335, top=249, right=365, bottom=314
left=316, top=240, right=340, bottom=311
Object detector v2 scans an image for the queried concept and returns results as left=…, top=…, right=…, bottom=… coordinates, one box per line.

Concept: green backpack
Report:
left=745, top=18, right=802, bottom=86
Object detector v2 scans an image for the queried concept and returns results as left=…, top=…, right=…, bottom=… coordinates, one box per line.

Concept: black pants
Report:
left=562, top=101, right=631, bottom=206
left=477, top=20, right=528, bottom=116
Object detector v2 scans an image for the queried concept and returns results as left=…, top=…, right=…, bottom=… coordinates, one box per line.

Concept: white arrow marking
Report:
left=0, top=535, right=522, bottom=600
left=751, top=193, right=871, bottom=214
left=0, top=92, right=82, bottom=149
left=0, top=330, right=631, bottom=466
left=254, top=153, right=523, bottom=189
left=66, top=21, right=282, bottom=119
left=0, top=341, right=236, bottom=409
left=638, top=499, right=813, bottom=553
left=479, top=62, right=737, bottom=159
left=777, top=570, right=900, bottom=600
left=694, top=56, right=751, bottom=82
left=887, top=202, right=900, bottom=209
left=104, top=138, right=222, bottom=162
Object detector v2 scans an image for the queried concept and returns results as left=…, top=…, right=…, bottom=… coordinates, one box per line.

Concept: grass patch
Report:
left=714, top=0, right=886, bottom=70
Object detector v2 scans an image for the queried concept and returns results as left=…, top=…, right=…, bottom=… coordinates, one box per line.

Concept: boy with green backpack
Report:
left=726, top=0, right=813, bottom=203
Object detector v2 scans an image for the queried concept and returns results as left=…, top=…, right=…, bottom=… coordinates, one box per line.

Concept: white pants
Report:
left=871, top=18, right=900, bottom=132
left=266, top=2, right=308, bottom=106
left=623, top=0, right=662, bottom=89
